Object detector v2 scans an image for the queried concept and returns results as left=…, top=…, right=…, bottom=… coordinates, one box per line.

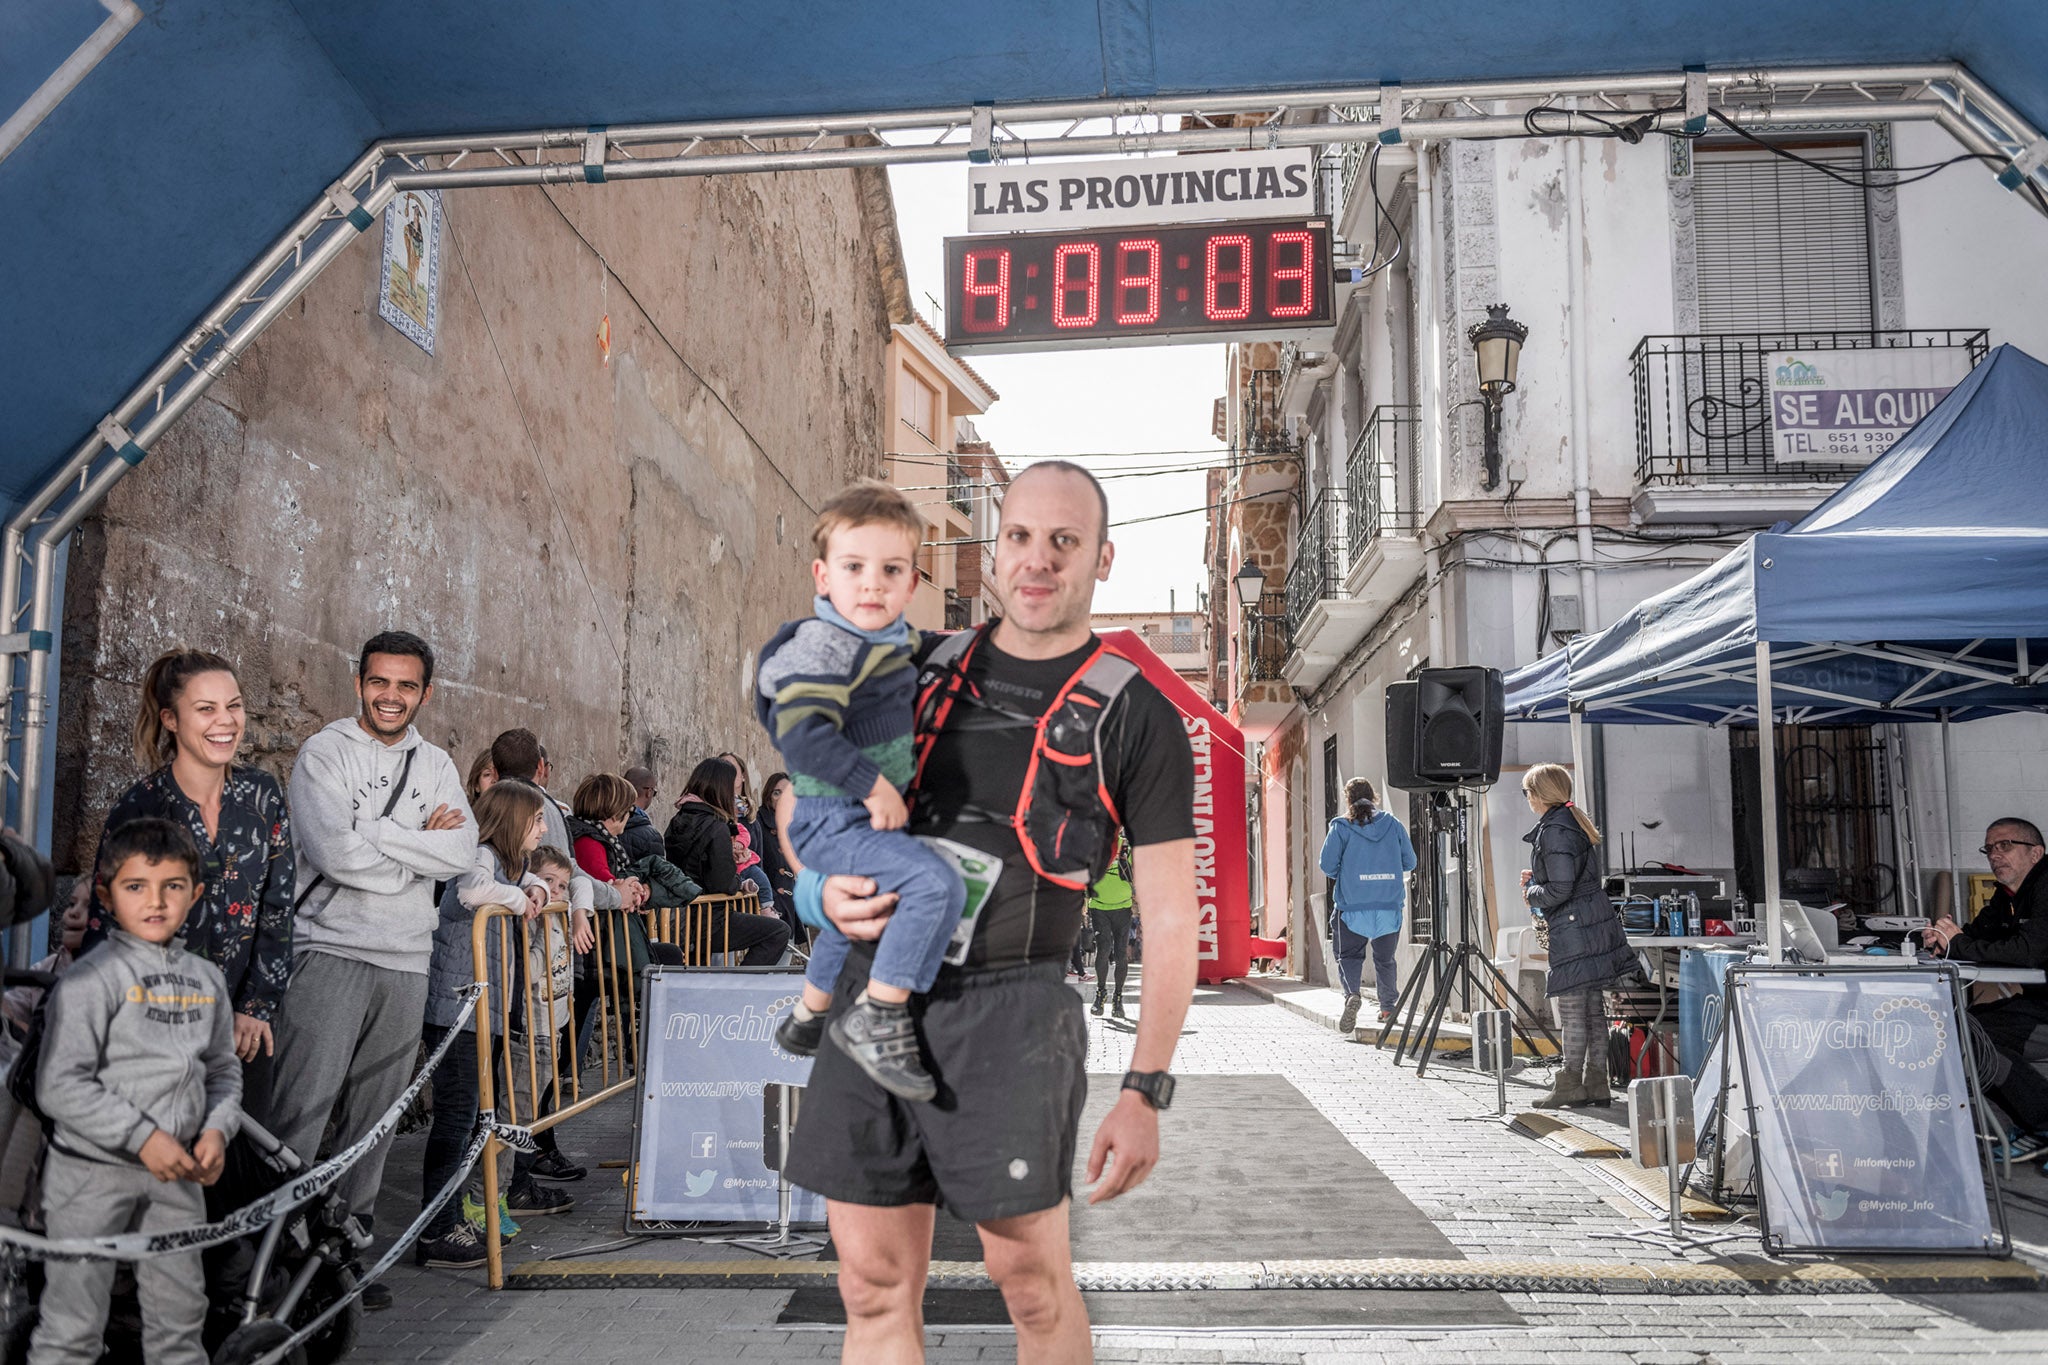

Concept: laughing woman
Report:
left=82, top=648, right=296, bottom=1066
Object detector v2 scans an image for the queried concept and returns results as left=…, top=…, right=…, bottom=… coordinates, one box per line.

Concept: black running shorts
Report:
left=783, top=956, right=1088, bottom=1223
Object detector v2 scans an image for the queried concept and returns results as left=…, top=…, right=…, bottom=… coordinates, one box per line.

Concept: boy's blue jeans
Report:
left=792, top=796, right=966, bottom=997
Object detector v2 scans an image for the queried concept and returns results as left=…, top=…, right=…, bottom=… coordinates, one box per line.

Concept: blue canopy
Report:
left=6, top=2, right=2048, bottom=521
left=1507, top=343, right=2048, bottom=726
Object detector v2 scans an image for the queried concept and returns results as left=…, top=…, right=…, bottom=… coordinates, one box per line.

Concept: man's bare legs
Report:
left=829, top=1199, right=935, bottom=1364
left=979, top=1200, right=1091, bottom=1364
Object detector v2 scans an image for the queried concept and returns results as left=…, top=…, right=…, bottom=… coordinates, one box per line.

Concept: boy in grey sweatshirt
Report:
left=31, top=817, right=240, bottom=1365
left=258, top=631, right=476, bottom=1256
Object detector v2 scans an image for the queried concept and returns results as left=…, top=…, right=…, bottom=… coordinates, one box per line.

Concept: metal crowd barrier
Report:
left=466, top=886, right=767, bottom=1286
left=644, top=887, right=761, bottom=965
left=469, top=900, right=636, bottom=1288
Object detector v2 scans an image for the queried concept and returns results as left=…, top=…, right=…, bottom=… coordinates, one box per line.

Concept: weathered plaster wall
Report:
left=53, top=158, right=895, bottom=871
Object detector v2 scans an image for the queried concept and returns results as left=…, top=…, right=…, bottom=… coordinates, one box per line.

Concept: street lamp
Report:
left=1232, top=558, right=1267, bottom=606
left=1467, top=302, right=1528, bottom=492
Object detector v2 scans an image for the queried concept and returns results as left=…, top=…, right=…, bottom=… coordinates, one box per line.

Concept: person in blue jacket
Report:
left=1318, top=777, right=1416, bottom=1033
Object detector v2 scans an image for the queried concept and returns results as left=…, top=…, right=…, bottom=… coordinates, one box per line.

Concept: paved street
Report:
left=354, top=977, right=2048, bottom=1363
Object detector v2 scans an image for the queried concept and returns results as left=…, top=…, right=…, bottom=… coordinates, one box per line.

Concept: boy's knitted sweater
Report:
left=755, top=598, right=921, bottom=799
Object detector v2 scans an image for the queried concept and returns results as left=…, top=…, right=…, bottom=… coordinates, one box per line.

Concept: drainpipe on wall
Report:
left=1563, top=100, right=1608, bottom=845
left=1414, top=142, right=1447, bottom=664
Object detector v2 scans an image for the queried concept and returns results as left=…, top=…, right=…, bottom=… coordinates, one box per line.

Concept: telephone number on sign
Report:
left=1776, top=430, right=1904, bottom=456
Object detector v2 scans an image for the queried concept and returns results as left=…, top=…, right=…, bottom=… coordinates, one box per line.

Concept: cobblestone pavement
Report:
left=352, top=973, right=2048, bottom=1363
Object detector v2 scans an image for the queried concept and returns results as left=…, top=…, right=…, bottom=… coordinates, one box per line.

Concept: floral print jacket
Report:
left=83, top=765, right=297, bottom=1021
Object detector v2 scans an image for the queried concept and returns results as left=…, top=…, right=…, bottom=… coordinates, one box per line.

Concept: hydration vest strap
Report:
left=911, top=624, right=991, bottom=794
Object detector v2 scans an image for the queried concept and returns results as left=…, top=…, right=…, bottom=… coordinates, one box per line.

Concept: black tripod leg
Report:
left=1390, top=943, right=1452, bottom=1065
left=1375, top=944, right=1436, bottom=1051
left=1410, top=948, right=1463, bottom=1077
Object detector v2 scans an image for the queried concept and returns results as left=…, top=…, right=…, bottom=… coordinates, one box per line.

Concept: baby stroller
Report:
left=0, top=1114, right=369, bottom=1365
left=201, top=1115, right=372, bottom=1365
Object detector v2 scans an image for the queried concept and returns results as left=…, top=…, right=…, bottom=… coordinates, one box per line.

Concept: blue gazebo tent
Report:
left=1503, top=343, right=2048, bottom=956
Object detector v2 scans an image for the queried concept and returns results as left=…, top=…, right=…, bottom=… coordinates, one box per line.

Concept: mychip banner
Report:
left=1728, top=966, right=2002, bottom=1253
left=631, top=968, right=822, bottom=1225
left=1766, top=347, right=1971, bottom=465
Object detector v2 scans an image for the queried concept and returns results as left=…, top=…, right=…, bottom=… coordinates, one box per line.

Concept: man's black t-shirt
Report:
left=908, top=631, right=1195, bottom=970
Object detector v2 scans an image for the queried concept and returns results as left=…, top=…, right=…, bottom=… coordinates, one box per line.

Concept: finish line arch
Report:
left=1098, top=629, right=1280, bottom=983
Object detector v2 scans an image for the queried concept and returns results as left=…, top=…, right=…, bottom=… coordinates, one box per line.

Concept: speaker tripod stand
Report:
left=1375, top=790, right=1557, bottom=1077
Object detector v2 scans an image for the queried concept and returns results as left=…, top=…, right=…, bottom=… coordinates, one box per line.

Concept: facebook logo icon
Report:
left=691, top=1132, right=719, bottom=1160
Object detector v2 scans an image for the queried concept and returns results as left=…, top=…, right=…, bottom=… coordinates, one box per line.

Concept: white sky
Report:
left=886, top=160, right=1225, bottom=615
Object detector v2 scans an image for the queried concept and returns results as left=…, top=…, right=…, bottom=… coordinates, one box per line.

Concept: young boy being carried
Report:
left=31, top=818, right=240, bottom=1365
left=757, top=481, right=966, bottom=1102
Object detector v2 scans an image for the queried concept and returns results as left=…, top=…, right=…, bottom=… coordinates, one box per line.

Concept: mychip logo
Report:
left=1760, top=999, right=1947, bottom=1072
left=766, top=993, right=803, bottom=1064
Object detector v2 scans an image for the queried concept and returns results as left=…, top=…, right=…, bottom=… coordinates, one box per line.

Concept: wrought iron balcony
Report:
left=1242, top=595, right=1291, bottom=683
left=1631, top=330, right=1988, bottom=486
left=1240, top=367, right=1298, bottom=456
left=1284, top=491, right=1348, bottom=640
left=946, top=457, right=972, bottom=515
left=1278, top=342, right=1302, bottom=391
left=1345, top=405, right=1418, bottom=566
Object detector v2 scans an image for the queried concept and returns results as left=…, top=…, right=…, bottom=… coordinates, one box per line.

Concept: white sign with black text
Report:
left=1766, top=347, right=1972, bottom=466
left=967, top=148, right=1317, bottom=233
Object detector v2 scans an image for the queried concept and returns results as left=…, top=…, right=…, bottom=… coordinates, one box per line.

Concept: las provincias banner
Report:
left=1098, top=630, right=1258, bottom=983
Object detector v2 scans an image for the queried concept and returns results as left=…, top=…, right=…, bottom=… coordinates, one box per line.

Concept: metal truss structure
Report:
left=6, top=62, right=2045, bottom=951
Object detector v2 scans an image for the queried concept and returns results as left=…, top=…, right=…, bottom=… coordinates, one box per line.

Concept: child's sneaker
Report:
left=777, top=1007, right=826, bottom=1057
left=828, top=996, right=936, bottom=1102
left=462, top=1191, right=521, bottom=1242
left=415, top=1221, right=487, bottom=1269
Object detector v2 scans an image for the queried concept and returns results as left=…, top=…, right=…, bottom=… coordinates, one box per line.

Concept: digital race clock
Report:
left=943, top=218, right=1334, bottom=354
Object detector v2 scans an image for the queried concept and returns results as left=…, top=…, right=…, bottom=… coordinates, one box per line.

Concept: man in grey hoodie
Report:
left=260, top=631, right=476, bottom=1272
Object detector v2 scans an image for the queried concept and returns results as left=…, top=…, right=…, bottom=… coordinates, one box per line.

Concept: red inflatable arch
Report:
left=1098, top=630, right=1283, bottom=983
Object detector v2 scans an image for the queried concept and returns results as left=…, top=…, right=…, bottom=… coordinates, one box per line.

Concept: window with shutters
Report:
left=1692, top=141, right=1873, bottom=333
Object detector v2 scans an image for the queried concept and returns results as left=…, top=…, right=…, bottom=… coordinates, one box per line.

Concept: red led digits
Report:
left=1113, top=239, right=1161, bottom=325
left=1204, top=234, right=1252, bottom=322
left=960, top=248, right=1011, bottom=333
left=1265, top=230, right=1315, bottom=319
left=1051, top=242, right=1101, bottom=328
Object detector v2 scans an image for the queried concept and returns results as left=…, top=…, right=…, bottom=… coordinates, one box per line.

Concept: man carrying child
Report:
left=784, top=463, right=1200, bottom=1363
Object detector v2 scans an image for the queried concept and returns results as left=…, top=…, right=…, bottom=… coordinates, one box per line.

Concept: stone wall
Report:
left=53, top=159, right=897, bottom=872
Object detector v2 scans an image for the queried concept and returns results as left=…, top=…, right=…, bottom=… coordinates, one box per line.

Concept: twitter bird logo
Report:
left=684, top=1169, right=717, bottom=1198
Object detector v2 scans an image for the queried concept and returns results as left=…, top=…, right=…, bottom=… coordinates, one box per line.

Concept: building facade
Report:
left=1211, top=114, right=2048, bottom=988
left=52, top=158, right=904, bottom=874
left=882, top=318, right=1001, bottom=632
left=1092, top=609, right=1211, bottom=694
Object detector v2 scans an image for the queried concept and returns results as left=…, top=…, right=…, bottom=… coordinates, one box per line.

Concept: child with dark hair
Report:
left=30, top=817, right=240, bottom=1365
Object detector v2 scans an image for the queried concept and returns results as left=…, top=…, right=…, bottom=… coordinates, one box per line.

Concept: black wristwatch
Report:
left=1121, top=1070, right=1175, bottom=1111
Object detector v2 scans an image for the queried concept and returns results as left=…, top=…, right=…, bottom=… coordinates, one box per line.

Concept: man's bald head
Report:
left=624, top=765, right=657, bottom=809
left=1008, top=460, right=1109, bottom=546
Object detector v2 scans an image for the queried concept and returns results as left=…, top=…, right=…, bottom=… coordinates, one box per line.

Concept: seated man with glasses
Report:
left=1924, top=817, right=2048, bottom=1159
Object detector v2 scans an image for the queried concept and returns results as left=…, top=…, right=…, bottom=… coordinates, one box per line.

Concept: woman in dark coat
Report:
left=661, top=757, right=790, bottom=966
left=1521, top=762, right=1637, bottom=1109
